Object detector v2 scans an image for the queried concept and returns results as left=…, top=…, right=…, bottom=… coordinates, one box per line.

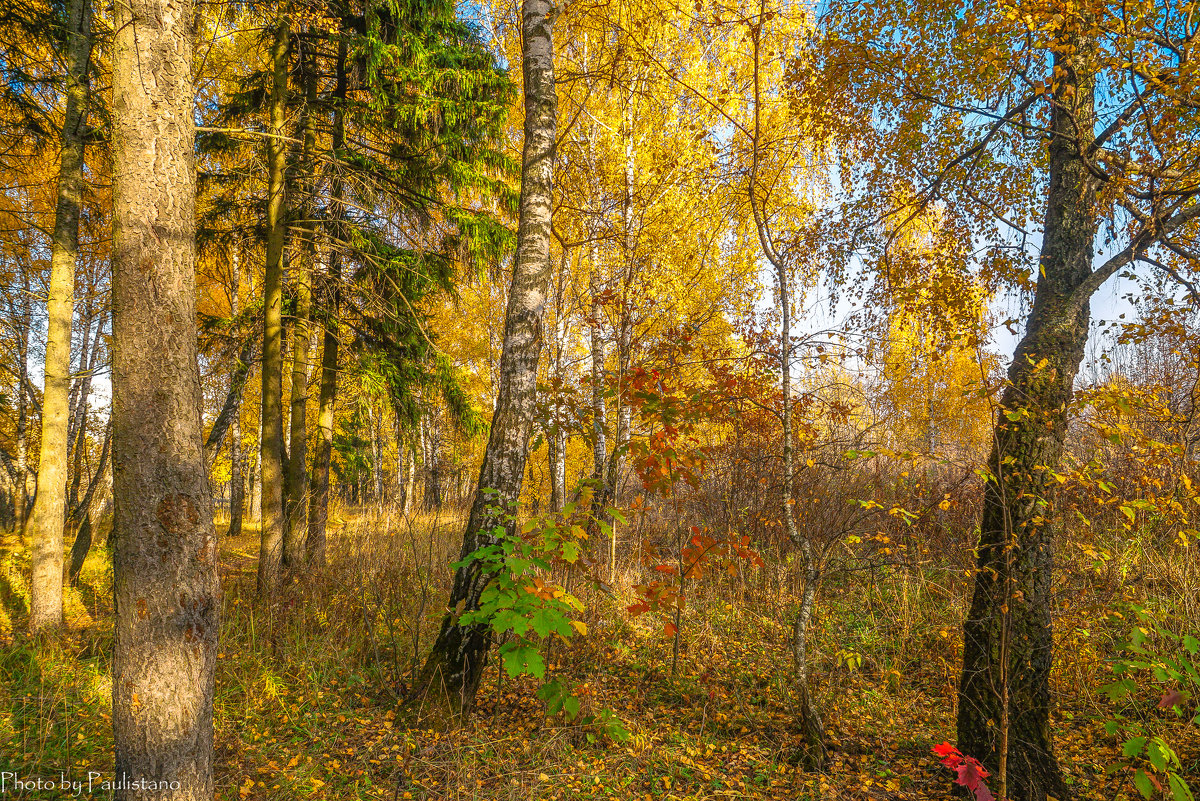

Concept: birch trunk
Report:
left=418, top=0, right=557, bottom=709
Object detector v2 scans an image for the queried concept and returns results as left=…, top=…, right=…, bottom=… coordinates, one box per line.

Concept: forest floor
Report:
left=0, top=513, right=1196, bottom=800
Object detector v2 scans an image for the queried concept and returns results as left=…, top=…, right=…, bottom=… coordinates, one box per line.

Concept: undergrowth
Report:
left=0, top=510, right=1196, bottom=800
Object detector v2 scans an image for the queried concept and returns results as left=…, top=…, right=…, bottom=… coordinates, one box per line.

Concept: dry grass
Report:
left=0, top=508, right=1197, bottom=800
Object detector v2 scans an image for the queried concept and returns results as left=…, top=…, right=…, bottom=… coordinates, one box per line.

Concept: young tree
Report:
left=27, top=0, right=92, bottom=631
left=110, top=0, right=219, bottom=793
left=418, top=0, right=558, bottom=709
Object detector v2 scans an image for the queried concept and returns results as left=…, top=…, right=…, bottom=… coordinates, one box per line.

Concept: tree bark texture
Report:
left=28, top=0, right=92, bottom=631
left=258, top=20, right=289, bottom=595
left=956, top=43, right=1097, bottom=801
left=110, top=0, right=219, bottom=792
left=418, top=0, right=557, bottom=710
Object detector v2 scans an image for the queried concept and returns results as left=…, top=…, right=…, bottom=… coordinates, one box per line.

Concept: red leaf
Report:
left=933, top=744, right=993, bottom=801
left=932, top=742, right=957, bottom=759
left=663, top=621, right=678, bottom=637
left=1157, top=688, right=1186, bottom=709
left=933, top=742, right=962, bottom=768
left=954, top=758, right=990, bottom=790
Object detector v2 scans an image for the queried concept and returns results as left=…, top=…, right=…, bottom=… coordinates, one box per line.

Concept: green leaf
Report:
left=531, top=609, right=560, bottom=639
left=564, top=695, right=581, bottom=720
left=1123, top=737, right=1148, bottom=758
left=561, top=540, right=580, bottom=563
left=1134, top=769, right=1155, bottom=799
left=501, top=645, right=545, bottom=679
left=1182, top=635, right=1199, bottom=655
left=1169, top=772, right=1195, bottom=801
left=1147, top=738, right=1170, bottom=772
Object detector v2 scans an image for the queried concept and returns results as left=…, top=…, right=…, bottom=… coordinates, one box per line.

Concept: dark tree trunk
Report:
left=228, top=251, right=245, bottom=539
left=258, top=20, right=289, bottom=596
left=307, top=40, right=348, bottom=569
left=203, top=332, right=256, bottom=461
left=110, top=0, right=219, bottom=791
left=417, top=0, right=557, bottom=710
left=228, top=418, right=244, bottom=539
left=66, top=431, right=108, bottom=587
left=284, top=44, right=318, bottom=565
left=67, top=420, right=110, bottom=582
left=28, top=0, right=91, bottom=630
left=956, top=43, right=1097, bottom=801
left=67, top=305, right=105, bottom=513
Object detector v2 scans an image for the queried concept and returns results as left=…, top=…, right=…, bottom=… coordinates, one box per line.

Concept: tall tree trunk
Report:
left=370, top=406, right=384, bottom=504
left=307, top=40, right=348, bottom=568
left=202, top=333, right=256, bottom=460
left=417, top=0, right=557, bottom=709
left=400, top=431, right=415, bottom=515
left=229, top=414, right=244, bottom=537
left=67, top=307, right=106, bottom=512
left=422, top=413, right=442, bottom=511
left=28, top=0, right=92, bottom=631
left=605, top=309, right=631, bottom=579
left=547, top=249, right=569, bottom=513
left=284, top=45, right=318, bottom=566
left=589, top=256, right=607, bottom=509
left=67, top=421, right=109, bottom=584
left=14, top=270, right=31, bottom=530
left=228, top=250, right=245, bottom=539
left=956, top=43, right=1096, bottom=801
left=394, top=414, right=407, bottom=508
left=258, top=20, right=289, bottom=596
left=548, top=424, right=565, bottom=512
left=110, top=0, right=219, bottom=790
left=249, top=415, right=262, bottom=522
